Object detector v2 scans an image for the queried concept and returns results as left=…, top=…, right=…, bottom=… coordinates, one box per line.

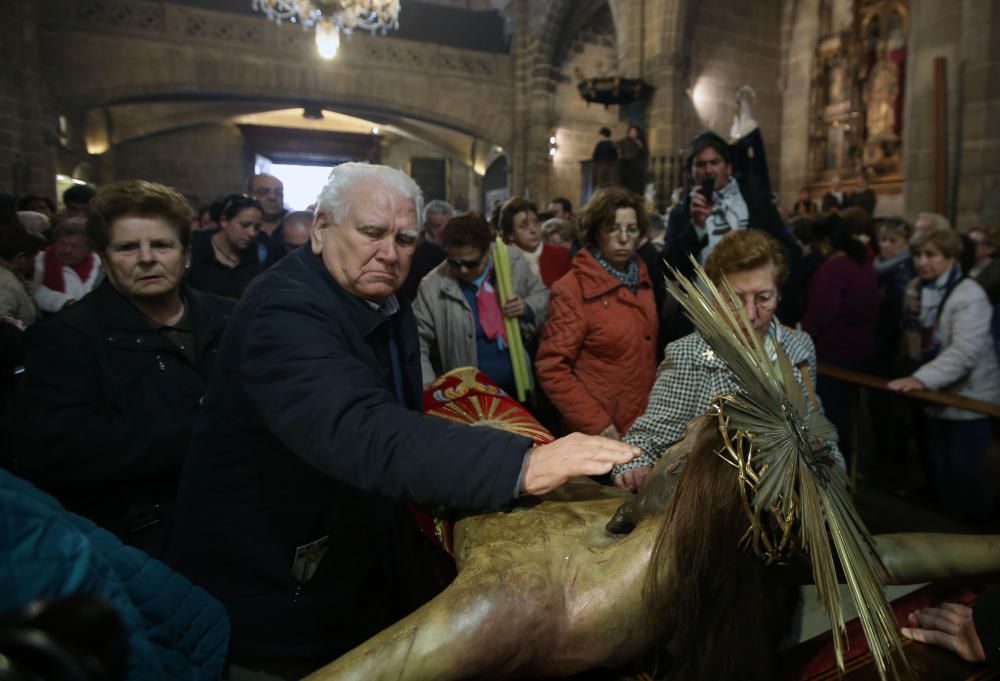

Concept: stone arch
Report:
left=38, top=2, right=515, bottom=149
left=529, top=0, right=574, bottom=79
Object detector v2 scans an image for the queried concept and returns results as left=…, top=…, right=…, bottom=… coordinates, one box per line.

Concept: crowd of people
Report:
left=0, top=125, right=998, bottom=679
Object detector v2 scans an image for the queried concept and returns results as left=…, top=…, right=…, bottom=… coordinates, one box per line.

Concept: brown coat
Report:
left=536, top=250, right=658, bottom=435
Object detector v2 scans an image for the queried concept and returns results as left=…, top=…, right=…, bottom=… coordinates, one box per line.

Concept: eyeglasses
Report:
left=253, top=186, right=283, bottom=197
left=600, top=225, right=642, bottom=238
left=732, top=290, right=779, bottom=311
left=447, top=255, right=485, bottom=270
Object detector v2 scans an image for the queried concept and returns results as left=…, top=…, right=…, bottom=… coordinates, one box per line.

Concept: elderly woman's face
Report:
left=103, top=216, right=187, bottom=301
left=720, top=263, right=779, bottom=339
left=510, top=211, right=541, bottom=252
left=914, top=243, right=955, bottom=282
left=597, top=207, right=640, bottom=270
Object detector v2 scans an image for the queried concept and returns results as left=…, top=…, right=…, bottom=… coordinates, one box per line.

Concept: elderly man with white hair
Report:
left=398, top=198, right=455, bottom=300
left=170, top=163, right=637, bottom=680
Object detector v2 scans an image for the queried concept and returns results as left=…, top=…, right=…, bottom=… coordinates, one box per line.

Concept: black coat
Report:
left=592, top=139, right=618, bottom=161
left=13, top=281, right=234, bottom=536
left=398, top=236, right=445, bottom=301
left=977, top=588, right=1000, bottom=666
left=663, top=175, right=804, bottom=323
left=847, top=188, right=877, bottom=215
left=170, top=247, right=531, bottom=661
left=186, top=228, right=263, bottom=299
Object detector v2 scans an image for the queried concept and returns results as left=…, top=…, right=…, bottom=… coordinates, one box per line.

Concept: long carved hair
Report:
left=644, top=416, right=798, bottom=681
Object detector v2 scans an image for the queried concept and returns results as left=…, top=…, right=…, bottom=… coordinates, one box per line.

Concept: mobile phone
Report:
left=700, top=174, right=716, bottom=201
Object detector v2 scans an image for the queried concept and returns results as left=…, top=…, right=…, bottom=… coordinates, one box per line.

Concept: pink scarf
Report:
left=474, top=259, right=507, bottom=346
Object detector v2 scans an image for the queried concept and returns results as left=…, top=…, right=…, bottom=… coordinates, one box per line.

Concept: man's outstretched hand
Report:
left=521, top=433, right=639, bottom=497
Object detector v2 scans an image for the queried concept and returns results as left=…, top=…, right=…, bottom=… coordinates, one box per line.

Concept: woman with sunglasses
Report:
left=413, top=212, right=549, bottom=397
left=187, top=193, right=264, bottom=298
left=610, top=228, right=844, bottom=491
left=536, top=186, right=657, bottom=439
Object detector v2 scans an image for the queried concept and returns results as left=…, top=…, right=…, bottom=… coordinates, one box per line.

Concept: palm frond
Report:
left=663, top=257, right=909, bottom=681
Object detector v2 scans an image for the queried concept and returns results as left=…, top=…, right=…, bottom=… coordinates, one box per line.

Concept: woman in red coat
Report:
left=536, top=187, right=658, bottom=437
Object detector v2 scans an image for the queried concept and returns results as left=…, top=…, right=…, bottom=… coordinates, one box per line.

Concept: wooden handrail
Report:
left=817, top=364, right=1000, bottom=419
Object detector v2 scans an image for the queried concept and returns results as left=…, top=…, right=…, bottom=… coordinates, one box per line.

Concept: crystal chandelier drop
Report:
left=252, top=1, right=401, bottom=60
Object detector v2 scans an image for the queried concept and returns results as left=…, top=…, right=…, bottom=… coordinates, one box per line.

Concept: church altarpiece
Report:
left=808, top=0, right=908, bottom=195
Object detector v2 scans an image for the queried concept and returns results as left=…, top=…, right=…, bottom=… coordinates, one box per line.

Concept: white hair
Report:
left=315, top=163, right=423, bottom=227
left=423, top=199, right=455, bottom=225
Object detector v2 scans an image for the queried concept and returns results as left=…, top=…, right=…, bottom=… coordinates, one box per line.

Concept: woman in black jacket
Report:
left=187, top=193, right=265, bottom=298
left=13, top=180, right=235, bottom=558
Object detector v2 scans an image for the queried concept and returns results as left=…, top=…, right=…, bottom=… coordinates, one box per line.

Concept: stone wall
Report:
left=0, top=0, right=57, bottom=201
left=381, top=137, right=481, bottom=211
left=3, top=0, right=997, bottom=226
left=684, top=0, right=784, bottom=192
left=548, top=25, right=621, bottom=209
left=954, top=0, right=1000, bottom=227
left=904, top=0, right=1000, bottom=228
left=109, top=123, right=247, bottom=208
left=778, top=0, right=822, bottom=208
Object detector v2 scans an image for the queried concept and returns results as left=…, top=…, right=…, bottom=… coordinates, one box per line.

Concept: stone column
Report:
left=0, top=0, right=57, bottom=199
left=778, top=0, right=822, bottom=207
left=953, top=0, right=1000, bottom=227
left=508, top=0, right=560, bottom=200
left=902, top=0, right=964, bottom=221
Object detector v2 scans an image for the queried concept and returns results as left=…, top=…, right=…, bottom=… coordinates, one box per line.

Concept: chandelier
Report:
left=252, top=0, right=401, bottom=60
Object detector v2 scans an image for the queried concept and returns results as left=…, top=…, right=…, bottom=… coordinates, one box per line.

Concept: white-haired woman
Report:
left=889, top=225, right=1000, bottom=522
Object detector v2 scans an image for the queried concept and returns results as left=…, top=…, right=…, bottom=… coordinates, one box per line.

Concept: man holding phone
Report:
left=663, top=130, right=802, bottom=320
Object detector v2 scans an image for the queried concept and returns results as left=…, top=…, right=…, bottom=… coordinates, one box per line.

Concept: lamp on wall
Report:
left=547, top=133, right=558, bottom=161
left=252, top=0, right=402, bottom=60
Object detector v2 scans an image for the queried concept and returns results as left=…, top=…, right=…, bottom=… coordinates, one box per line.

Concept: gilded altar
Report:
left=808, top=0, right=908, bottom=195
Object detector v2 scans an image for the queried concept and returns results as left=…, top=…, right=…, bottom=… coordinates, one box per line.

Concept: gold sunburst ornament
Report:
left=664, top=258, right=909, bottom=681
left=252, top=0, right=401, bottom=59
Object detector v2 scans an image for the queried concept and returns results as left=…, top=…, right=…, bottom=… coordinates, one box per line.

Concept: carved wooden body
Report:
left=308, top=464, right=1000, bottom=680
left=306, top=372, right=1000, bottom=681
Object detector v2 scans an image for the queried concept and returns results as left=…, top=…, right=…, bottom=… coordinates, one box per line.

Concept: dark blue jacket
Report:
left=0, top=468, right=229, bottom=681
left=171, top=247, right=531, bottom=661
left=13, top=281, right=234, bottom=545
